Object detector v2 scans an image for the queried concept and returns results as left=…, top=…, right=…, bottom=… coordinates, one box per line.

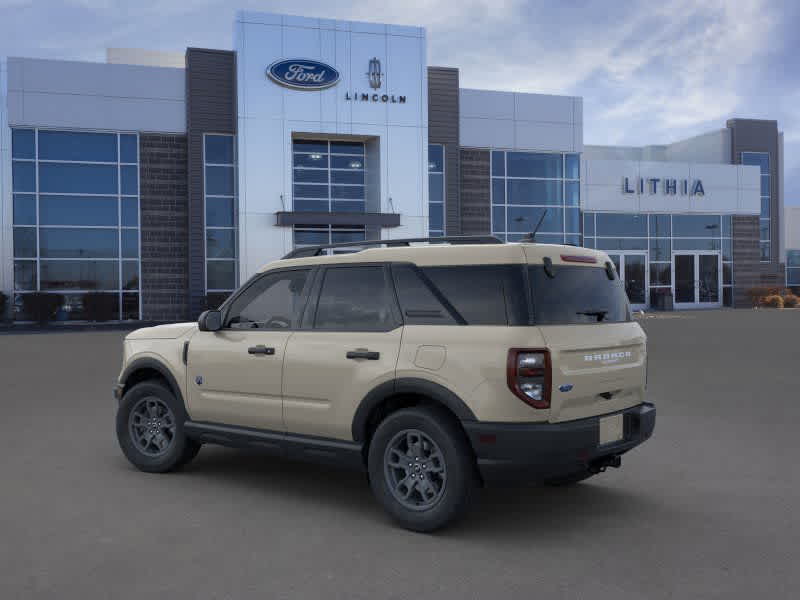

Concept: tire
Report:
left=116, top=380, right=201, bottom=473
left=544, top=470, right=594, bottom=486
left=368, top=406, right=477, bottom=532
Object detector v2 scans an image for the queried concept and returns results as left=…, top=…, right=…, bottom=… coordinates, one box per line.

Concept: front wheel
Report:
left=368, top=406, right=477, bottom=532
left=116, top=381, right=200, bottom=473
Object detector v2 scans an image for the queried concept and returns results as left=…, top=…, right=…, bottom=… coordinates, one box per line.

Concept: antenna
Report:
left=520, top=209, right=548, bottom=243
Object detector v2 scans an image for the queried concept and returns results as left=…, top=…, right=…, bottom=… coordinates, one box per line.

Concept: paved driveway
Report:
left=1, top=309, right=799, bottom=599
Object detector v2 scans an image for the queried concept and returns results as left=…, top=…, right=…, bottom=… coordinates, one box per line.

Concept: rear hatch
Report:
left=527, top=260, right=647, bottom=423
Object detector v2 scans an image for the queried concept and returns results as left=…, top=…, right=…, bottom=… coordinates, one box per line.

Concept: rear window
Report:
left=529, top=265, right=631, bottom=325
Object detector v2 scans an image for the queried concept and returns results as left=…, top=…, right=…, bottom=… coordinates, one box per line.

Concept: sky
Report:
left=1, top=0, right=798, bottom=205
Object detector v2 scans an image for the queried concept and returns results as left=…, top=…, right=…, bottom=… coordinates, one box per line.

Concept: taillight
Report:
left=507, top=349, right=551, bottom=409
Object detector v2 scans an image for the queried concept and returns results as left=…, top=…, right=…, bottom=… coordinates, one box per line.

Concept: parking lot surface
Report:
left=1, top=309, right=799, bottom=599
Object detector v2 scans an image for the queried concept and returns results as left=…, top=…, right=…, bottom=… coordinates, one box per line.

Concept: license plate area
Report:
left=599, top=413, right=624, bottom=446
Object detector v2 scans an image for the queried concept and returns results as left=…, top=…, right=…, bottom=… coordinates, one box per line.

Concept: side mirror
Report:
left=198, top=309, right=222, bottom=332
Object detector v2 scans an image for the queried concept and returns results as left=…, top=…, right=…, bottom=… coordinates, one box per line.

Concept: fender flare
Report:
left=351, top=377, right=477, bottom=442
left=119, top=357, right=184, bottom=407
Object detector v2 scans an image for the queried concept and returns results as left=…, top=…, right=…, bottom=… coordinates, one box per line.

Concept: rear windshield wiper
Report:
left=576, top=310, right=608, bottom=322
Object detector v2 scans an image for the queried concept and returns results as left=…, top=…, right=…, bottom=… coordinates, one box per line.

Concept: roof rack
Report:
left=281, top=235, right=504, bottom=259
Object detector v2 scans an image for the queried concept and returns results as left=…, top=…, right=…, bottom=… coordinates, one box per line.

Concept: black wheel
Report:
left=116, top=381, right=200, bottom=473
left=544, top=469, right=594, bottom=486
left=368, top=406, right=477, bottom=532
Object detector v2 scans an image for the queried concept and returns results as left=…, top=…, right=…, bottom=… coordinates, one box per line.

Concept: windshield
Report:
left=529, top=265, right=631, bottom=325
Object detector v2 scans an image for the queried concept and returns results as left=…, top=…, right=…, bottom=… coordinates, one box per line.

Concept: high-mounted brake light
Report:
left=560, top=254, right=597, bottom=264
left=507, top=349, right=551, bottom=409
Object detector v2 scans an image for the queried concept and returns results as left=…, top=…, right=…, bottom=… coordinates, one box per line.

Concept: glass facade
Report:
left=11, top=128, right=141, bottom=320
left=584, top=212, right=734, bottom=307
left=742, top=152, right=770, bottom=261
left=787, top=250, right=800, bottom=288
left=428, top=144, right=444, bottom=236
left=204, top=134, right=238, bottom=293
left=491, top=150, right=580, bottom=245
left=291, top=139, right=366, bottom=251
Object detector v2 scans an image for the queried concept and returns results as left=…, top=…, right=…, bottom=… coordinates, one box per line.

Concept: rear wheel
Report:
left=368, top=406, right=476, bottom=532
left=116, top=381, right=200, bottom=473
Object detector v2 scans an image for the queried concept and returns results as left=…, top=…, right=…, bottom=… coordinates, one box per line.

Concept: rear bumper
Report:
left=463, top=402, right=656, bottom=484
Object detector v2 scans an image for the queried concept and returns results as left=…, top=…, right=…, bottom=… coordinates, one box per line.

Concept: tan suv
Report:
left=114, top=236, right=655, bottom=532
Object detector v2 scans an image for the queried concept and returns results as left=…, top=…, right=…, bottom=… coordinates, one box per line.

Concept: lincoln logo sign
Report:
left=623, top=176, right=705, bottom=196
left=266, top=59, right=340, bottom=90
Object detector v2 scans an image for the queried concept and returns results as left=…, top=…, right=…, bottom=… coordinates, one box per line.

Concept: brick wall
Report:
left=732, top=215, right=787, bottom=307
left=139, top=134, right=189, bottom=321
left=459, top=149, right=491, bottom=235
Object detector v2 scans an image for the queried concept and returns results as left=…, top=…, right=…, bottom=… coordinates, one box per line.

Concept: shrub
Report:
left=762, top=295, right=784, bottom=309
left=782, top=294, right=799, bottom=308
left=22, top=293, right=64, bottom=324
left=0, top=291, right=7, bottom=322
left=82, top=292, right=118, bottom=322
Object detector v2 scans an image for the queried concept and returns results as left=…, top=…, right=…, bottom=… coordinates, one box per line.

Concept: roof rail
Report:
left=281, top=235, right=504, bottom=259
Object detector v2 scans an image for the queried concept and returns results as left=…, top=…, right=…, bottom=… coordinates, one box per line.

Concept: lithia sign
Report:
left=267, top=57, right=406, bottom=103
left=623, top=177, right=705, bottom=196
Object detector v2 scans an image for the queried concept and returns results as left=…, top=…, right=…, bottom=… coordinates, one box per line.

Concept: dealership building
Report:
left=0, top=10, right=795, bottom=321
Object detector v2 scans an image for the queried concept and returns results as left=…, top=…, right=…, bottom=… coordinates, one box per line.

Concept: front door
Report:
left=607, top=252, right=648, bottom=310
left=186, top=267, right=314, bottom=431
left=282, top=264, right=402, bottom=441
left=672, top=252, right=721, bottom=309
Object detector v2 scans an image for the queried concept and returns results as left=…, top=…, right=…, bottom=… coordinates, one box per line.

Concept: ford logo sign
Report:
left=267, top=59, right=340, bottom=90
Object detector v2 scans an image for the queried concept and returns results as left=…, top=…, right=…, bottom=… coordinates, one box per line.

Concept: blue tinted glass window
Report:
left=649, top=214, right=671, bottom=237
left=205, top=135, right=234, bottom=164
left=331, top=229, right=366, bottom=244
left=565, top=207, right=580, bottom=233
left=293, top=140, right=328, bottom=154
left=760, top=242, right=770, bottom=261
left=507, top=206, right=563, bottom=233
left=595, top=213, right=647, bottom=237
left=206, top=197, right=234, bottom=227
left=206, top=166, right=235, bottom=195
left=206, top=229, right=236, bottom=258
left=761, top=197, right=770, bottom=218
left=565, top=181, right=579, bottom=206
left=565, top=154, right=580, bottom=179
left=583, top=213, right=595, bottom=236
left=492, top=179, right=505, bottom=205
left=429, top=203, right=444, bottom=231
left=330, top=141, right=364, bottom=155
left=40, top=260, right=119, bottom=290
left=294, top=229, right=329, bottom=245
left=331, top=155, right=362, bottom=170
left=596, top=238, right=648, bottom=251
left=564, top=234, right=581, bottom=246
left=649, top=238, right=671, bottom=261
left=38, top=131, right=117, bottom=162
left=207, top=260, right=236, bottom=290
left=294, top=169, right=328, bottom=184
left=12, top=129, right=35, bottom=159
left=760, top=175, right=770, bottom=196
left=13, top=194, right=36, bottom=225
left=121, top=198, right=139, bottom=227
left=13, top=227, right=37, bottom=258
left=722, top=238, right=732, bottom=261
left=122, top=261, right=139, bottom=290
left=507, top=180, right=562, bottom=205
left=428, top=145, right=444, bottom=172
left=294, top=153, right=329, bottom=168
left=120, top=135, right=138, bottom=163
left=673, top=238, right=721, bottom=251
left=492, top=207, right=505, bottom=233
left=12, top=161, right=36, bottom=192
left=14, top=260, right=37, bottom=291
left=331, top=201, right=365, bottom=213
left=741, top=152, right=769, bottom=174
left=787, top=251, right=800, bottom=268
left=331, top=170, right=364, bottom=185
left=294, top=199, right=328, bottom=212
left=40, top=195, right=118, bottom=226
left=673, top=214, right=721, bottom=237
left=721, top=215, right=732, bottom=237
left=294, top=184, right=328, bottom=199
left=759, top=220, right=770, bottom=240
left=491, top=151, right=505, bottom=177
left=121, top=229, right=139, bottom=258
left=121, top=165, right=138, bottom=195
left=39, top=228, right=118, bottom=258
left=39, top=163, right=118, bottom=194
left=507, top=152, right=562, bottom=178
left=331, top=185, right=364, bottom=200
left=429, top=174, right=444, bottom=204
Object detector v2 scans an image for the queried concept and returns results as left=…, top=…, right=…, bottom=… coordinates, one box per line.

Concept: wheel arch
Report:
left=120, top=358, right=185, bottom=408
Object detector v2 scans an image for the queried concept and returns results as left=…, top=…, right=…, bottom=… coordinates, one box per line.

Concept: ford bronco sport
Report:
left=114, top=236, right=655, bottom=532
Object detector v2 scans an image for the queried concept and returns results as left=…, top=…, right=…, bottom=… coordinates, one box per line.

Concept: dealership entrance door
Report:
left=608, top=252, right=648, bottom=310
left=672, top=252, right=722, bottom=309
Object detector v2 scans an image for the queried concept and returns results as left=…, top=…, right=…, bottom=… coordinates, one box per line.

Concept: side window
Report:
left=225, top=269, right=310, bottom=329
left=420, top=265, right=528, bottom=325
left=314, top=266, right=396, bottom=331
left=391, top=264, right=457, bottom=325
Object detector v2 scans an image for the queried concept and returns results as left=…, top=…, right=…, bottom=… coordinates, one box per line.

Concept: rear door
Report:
left=282, top=264, right=402, bottom=441
left=527, top=262, right=646, bottom=423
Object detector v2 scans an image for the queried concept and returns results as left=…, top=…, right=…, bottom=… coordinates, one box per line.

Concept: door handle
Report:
left=346, top=349, right=380, bottom=360
left=248, top=345, right=275, bottom=355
